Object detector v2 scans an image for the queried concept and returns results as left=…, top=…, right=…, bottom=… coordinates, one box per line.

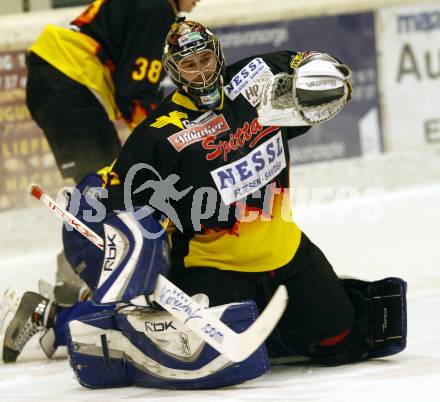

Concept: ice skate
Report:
left=2, top=291, right=55, bottom=363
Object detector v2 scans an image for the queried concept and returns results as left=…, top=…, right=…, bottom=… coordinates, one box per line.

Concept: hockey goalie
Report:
left=0, top=19, right=407, bottom=390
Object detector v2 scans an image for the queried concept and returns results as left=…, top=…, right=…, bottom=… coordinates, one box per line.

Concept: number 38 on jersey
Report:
left=132, top=57, right=163, bottom=84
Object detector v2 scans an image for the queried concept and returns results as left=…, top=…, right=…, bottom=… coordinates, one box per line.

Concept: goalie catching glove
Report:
left=257, top=51, right=352, bottom=127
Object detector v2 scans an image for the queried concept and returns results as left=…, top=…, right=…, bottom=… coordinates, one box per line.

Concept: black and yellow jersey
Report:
left=105, top=51, right=310, bottom=273
left=29, top=0, right=177, bottom=126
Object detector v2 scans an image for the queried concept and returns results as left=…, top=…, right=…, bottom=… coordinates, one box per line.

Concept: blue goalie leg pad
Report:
left=62, top=173, right=106, bottom=290
left=92, top=212, right=170, bottom=305
left=54, top=301, right=112, bottom=347
left=66, top=300, right=269, bottom=389
left=117, top=300, right=269, bottom=389
left=65, top=310, right=132, bottom=388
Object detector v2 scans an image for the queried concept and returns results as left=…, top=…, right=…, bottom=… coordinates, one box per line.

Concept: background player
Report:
left=0, top=0, right=202, bottom=362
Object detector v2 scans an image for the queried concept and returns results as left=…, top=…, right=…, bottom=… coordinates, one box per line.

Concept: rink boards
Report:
left=0, top=0, right=439, bottom=210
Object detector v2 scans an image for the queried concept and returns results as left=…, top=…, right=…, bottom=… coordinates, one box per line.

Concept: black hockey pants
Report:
left=168, top=233, right=361, bottom=360
left=26, top=52, right=121, bottom=183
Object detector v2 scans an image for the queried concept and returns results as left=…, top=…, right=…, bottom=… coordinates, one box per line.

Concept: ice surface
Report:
left=1, top=184, right=439, bottom=401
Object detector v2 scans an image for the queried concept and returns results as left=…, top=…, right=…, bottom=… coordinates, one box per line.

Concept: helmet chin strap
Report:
left=182, top=85, right=222, bottom=110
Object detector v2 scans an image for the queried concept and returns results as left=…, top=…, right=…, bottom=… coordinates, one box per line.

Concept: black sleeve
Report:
left=104, top=126, right=151, bottom=211
left=113, top=0, right=176, bottom=123
left=104, top=121, right=177, bottom=212
left=227, top=50, right=296, bottom=76
left=72, top=0, right=176, bottom=124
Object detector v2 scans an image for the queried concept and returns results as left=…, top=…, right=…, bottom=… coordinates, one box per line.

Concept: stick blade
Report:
left=228, top=284, right=289, bottom=362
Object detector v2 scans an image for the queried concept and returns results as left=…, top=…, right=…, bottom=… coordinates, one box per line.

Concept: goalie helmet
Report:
left=163, top=19, right=226, bottom=110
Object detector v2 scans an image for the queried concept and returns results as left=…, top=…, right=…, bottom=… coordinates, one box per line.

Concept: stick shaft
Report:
left=29, top=183, right=104, bottom=250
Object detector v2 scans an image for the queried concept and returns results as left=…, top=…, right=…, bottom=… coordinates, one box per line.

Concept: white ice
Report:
left=1, top=183, right=439, bottom=402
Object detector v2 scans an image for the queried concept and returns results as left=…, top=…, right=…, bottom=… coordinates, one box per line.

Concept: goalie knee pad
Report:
left=91, top=211, right=170, bottom=305
left=65, top=299, right=269, bottom=389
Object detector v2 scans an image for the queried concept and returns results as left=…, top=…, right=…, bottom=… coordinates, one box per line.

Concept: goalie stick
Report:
left=28, top=183, right=288, bottom=362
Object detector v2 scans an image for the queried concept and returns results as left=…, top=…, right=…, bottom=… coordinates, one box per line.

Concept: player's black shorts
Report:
left=168, top=232, right=354, bottom=356
left=26, top=52, right=121, bottom=183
